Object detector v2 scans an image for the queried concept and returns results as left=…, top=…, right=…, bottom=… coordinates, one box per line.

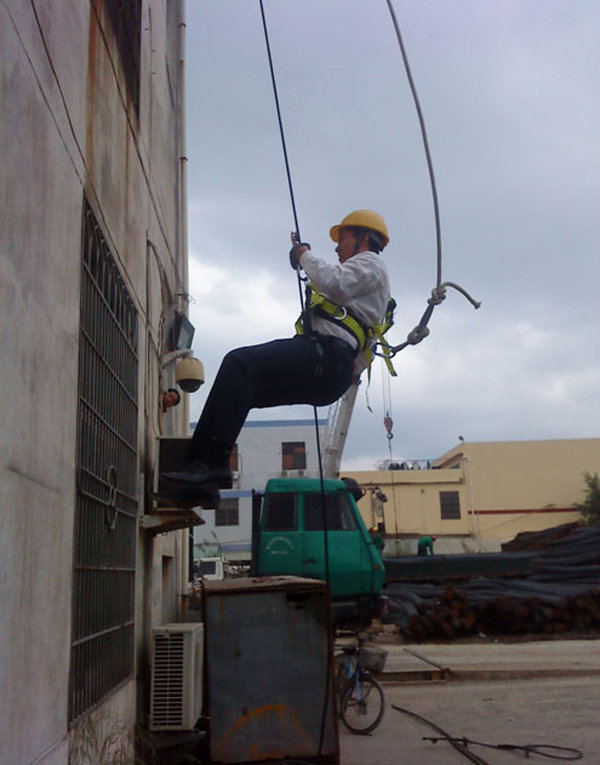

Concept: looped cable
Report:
left=428, top=285, right=447, bottom=306
left=383, top=0, right=481, bottom=358
left=385, top=281, right=481, bottom=357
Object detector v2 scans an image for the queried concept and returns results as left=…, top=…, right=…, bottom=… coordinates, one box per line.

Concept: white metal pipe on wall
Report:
left=177, top=0, right=190, bottom=608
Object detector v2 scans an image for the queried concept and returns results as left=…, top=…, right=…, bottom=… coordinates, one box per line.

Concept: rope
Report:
left=258, top=2, right=331, bottom=755
left=258, top=0, right=306, bottom=312
left=381, top=1, right=481, bottom=358
left=385, top=0, right=442, bottom=287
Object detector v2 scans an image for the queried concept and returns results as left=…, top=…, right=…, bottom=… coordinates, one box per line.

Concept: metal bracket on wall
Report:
left=140, top=508, right=205, bottom=535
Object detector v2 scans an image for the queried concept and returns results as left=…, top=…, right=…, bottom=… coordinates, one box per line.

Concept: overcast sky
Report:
left=183, top=1, right=599, bottom=470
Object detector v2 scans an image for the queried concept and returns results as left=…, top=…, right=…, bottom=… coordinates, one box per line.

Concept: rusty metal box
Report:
left=203, top=576, right=339, bottom=764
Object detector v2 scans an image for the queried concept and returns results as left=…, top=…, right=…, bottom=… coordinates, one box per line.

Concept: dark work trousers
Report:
left=188, top=334, right=355, bottom=466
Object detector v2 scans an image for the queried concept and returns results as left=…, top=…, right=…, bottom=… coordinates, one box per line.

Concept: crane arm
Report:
left=321, top=381, right=360, bottom=478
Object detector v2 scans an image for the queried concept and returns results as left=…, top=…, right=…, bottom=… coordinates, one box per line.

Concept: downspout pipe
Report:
left=464, top=455, right=476, bottom=535
left=178, top=0, right=190, bottom=607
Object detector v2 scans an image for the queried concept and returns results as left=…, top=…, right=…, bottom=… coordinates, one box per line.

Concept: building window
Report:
left=440, top=491, right=461, bottom=520
left=229, top=443, right=239, bottom=473
left=216, top=498, right=239, bottom=526
left=102, top=0, right=142, bottom=115
left=69, top=200, right=138, bottom=723
left=282, top=442, right=306, bottom=470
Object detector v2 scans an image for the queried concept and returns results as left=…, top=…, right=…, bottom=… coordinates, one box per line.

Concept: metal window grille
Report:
left=102, top=0, right=142, bottom=115
left=69, top=200, right=139, bottom=723
left=440, top=491, right=461, bottom=520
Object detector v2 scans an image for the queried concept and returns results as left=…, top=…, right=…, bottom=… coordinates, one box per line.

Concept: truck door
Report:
left=257, top=492, right=303, bottom=576
left=301, top=492, right=364, bottom=597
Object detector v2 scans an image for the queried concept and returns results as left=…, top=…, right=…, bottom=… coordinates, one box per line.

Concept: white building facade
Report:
left=194, top=419, right=327, bottom=561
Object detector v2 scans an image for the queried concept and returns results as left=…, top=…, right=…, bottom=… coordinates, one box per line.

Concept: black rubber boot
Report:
left=160, top=459, right=233, bottom=490
left=154, top=482, right=220, bottom=510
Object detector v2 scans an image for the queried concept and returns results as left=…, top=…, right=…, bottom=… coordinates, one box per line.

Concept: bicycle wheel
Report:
left=340, top=673, right=385, bottom=735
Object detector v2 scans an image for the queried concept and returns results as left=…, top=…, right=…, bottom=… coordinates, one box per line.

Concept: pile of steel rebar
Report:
left=385, top=526, right=600, bottom=640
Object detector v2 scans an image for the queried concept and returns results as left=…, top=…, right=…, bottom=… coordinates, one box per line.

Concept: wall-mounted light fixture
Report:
left=173, top=311, right=195, bottom=351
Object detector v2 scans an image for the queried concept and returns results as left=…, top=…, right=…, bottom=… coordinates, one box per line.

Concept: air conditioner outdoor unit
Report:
left=281, top=469, right=306, bottom=478
left=150, top=623, right=204, bottom=731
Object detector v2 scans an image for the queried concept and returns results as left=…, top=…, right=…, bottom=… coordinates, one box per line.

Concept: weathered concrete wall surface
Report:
left=353, top=468, right=471, bottom=537
left=0, top=1, right=190, bottom=762
left=1, top=3, right=88, bottom=761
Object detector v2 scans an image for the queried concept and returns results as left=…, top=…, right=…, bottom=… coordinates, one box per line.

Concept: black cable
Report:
left=258, top=1, right=331, bottom=755
left=393, top=705, right=584, bottom=763
left=258, top=0, right=305, bottom=312
left=423, top=737, right=583, bottom=761
left=392, top=705, right=490, bottom=765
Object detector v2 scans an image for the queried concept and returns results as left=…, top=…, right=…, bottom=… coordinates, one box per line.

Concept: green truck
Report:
left=251, top=476, right=386, bottom=627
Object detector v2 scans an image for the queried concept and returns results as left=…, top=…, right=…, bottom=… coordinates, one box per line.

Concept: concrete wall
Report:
left=1, top=2, right=190, bottom=762
left=347, top=438, right=599, bottom=552
left=434, top=439, right=599, bottom=542
left=352, top=467, right=472, bottom=554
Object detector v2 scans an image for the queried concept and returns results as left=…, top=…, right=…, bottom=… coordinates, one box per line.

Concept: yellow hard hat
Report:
left=330, top=210, right=389, bottom=247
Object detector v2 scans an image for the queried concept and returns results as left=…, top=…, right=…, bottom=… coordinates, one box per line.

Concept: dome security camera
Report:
left=175, top=357, right=205, bottom=393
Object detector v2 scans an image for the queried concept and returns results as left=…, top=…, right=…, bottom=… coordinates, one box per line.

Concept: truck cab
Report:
left=252, top=477, right=385, bottom=626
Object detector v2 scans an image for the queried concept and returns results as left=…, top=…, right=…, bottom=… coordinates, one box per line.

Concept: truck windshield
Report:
left=304, top=493, right=357, bottom=531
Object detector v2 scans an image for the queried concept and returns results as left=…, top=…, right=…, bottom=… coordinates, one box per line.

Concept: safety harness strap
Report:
left=295, top=287, right=397, bottom=377
left=364, top=297, right=398, bottom=380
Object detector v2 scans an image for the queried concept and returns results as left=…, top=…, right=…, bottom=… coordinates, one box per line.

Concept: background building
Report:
left=349, top=438, right=599, bottom=554
left=193, top=419, right=327, bottom=563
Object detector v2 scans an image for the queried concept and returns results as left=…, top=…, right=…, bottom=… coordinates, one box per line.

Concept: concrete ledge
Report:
left=371, top=638, right=600, bottom=684
left=379, top=667, right=600, bottom=683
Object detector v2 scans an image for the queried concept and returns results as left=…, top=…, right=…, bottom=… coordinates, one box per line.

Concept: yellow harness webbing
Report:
left=295, top=287, right=397, bottom=378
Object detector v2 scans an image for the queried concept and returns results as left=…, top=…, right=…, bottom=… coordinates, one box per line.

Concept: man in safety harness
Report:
left=160, top=210, right=393, bottom=501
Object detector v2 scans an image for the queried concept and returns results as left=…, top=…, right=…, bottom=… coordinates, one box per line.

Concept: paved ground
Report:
left=338, top=639, right=600, bottom=764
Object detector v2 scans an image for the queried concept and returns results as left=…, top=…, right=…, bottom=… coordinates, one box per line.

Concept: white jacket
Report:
left=299, top=248, right=391, bottom=374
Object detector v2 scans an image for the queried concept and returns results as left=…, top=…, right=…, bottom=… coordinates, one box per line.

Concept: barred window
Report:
left=440, top=491, right=461, bottom=520
left=69, top=200, right=138, bottom=723
left=215, top=498, right=239, bottom=527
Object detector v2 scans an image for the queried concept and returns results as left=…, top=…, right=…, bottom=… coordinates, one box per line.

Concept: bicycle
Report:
left=334, top=636, right=386, bottom=735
